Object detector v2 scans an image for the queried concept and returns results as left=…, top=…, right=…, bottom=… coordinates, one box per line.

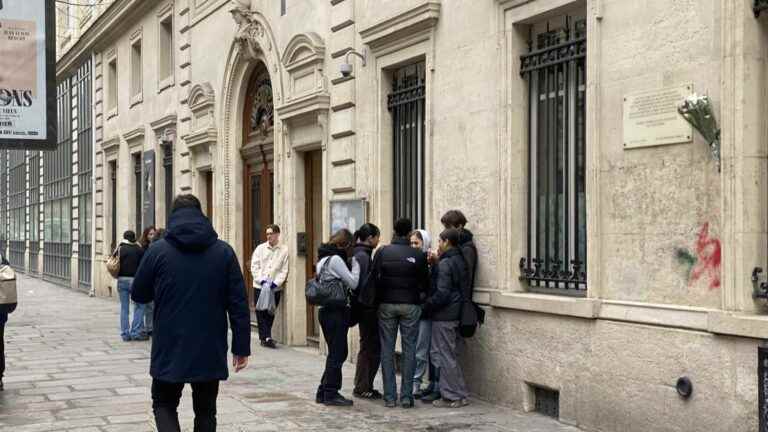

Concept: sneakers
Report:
left=261, top=339, right=277, bottom=349
left=433, top=398, right=469, bottom=408
left=323, top=394, right=354, bottom=407
left=401, top=398, right=415, bottom=409
left=384, top=399, right=397, bottom=408
left=420, top=392, right=441, bottom=403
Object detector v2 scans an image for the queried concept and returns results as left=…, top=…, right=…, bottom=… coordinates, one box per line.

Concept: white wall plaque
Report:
left=623, top=84, right=693, bottom=149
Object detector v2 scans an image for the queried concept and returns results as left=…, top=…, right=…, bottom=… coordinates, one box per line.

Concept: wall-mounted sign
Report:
left=142, top=150, right=156, bottom=229
left=623, top=83, right=693, bottom=149
left=330, top=199, right=366, bottom=235
left=0, top=0, right=56, bottom=150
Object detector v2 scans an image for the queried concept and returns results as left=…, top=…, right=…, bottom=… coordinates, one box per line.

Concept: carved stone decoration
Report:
left=230, top=4, right=273, bottom=61
left=249, top=71, right=273, bottom=136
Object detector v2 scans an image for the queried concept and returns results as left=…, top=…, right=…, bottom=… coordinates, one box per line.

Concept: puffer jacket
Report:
left=422, top=247, right=468, bottom=321
left=373, top=237, right=430, bottom=305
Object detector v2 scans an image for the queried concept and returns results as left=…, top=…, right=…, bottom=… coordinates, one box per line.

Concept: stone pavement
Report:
left=0, top=275, right=583, bottom=432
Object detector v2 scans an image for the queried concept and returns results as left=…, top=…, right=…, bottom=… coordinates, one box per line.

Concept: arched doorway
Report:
left=241, top=62, right=275, bottom=311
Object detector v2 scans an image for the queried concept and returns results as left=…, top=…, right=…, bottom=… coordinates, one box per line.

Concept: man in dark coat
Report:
left=132, top=194, right=251, bottom=432
left=372, top=218, right=430, bottom=408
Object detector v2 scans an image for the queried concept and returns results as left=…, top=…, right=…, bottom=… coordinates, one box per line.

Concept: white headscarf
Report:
left=416, top=229, right=431, bottom=253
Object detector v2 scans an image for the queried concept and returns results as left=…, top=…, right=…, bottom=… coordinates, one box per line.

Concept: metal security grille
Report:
left=519, top=18, right=587, bottom=295
left=387, top=61, right=426, bottom=228
left=0, top=151, right=6, bottom=257
left=9, top=151, right=26, bottom=270
left=534, top=386, right=559, bottom=419
left=110, top=161, right=117, bottom=252
left=76, top=61, right=93, bottom=288
left=44, top=79, right=74, bottom=283
left=163, top=142, right=173, bottom=224
left=134, top=154, right=142, bottom=232
left=29, top=153, right=41, bottom=275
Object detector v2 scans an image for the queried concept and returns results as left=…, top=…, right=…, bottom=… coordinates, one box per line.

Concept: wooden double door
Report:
left=243, top=163, right=274, bottom=311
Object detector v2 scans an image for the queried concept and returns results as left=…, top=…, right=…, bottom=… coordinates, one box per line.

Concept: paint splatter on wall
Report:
left=676, top=222, right=721, bottom=290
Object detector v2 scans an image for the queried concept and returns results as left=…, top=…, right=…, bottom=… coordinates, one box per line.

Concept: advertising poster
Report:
left=0, top=0, right=56, bottom=149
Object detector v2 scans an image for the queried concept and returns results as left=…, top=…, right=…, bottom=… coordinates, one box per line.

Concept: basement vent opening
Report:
left=533, top=386, right=560, bottom=419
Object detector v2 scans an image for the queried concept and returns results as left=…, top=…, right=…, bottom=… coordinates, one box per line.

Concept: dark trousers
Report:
left=152, top=379, right=219, bottom=432
left=0, top=321, right=5, bottom=380
left=254, top=289, right=281, bottom=342
left=317, top=306, right=350, bottom=399
left=353, top=308, right=380, bottom=393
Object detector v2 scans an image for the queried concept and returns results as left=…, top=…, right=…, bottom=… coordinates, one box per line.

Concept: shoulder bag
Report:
left=0, top=259, right=17, bottom=314
left=106, top=246, right=121, bottom=279
left=306, top=257, right=349, bottom=307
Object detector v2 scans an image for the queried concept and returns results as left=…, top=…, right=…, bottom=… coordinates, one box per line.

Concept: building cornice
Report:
left=102, top=136, right=120, bottom=155
left=150, top=114, right=178, bottom=132
left=183, top=127, right=217, bottom=153
left=275, top=93, right=330, bottom=122
left=360, top=1, right=441, bottom=51
left=124, top=126, right=146, bottom=150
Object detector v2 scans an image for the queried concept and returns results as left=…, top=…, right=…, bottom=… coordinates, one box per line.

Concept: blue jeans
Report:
left=118, top=277, right=146, bottom=340
left=144, top=302, right=154, bottom=334
left=414, top=319, right=432, bottom=392
left=378, top=303, right=421, bottom=403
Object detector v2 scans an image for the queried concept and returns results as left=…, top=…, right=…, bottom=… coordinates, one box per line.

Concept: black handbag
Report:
left=306, top=257, right=349, bottom=307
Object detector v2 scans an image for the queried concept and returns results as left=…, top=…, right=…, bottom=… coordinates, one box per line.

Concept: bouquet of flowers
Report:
left=678, top=93, right=721, bottom=172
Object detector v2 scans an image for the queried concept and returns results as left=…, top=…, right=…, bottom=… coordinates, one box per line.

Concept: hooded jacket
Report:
left=131, top=207, right=251, bottom=383
left=422, top=247, right=468, bottom=321
left=459, top=229, right=478, bottom=290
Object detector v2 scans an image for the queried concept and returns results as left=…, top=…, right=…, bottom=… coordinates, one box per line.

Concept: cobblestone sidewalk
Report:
left=0, top=275, right=582, bottom=432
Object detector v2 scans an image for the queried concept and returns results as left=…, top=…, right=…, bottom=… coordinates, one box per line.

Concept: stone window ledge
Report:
left=490, top=291, right=600, bottom=319
left=708, top=311, right=768, bottom=339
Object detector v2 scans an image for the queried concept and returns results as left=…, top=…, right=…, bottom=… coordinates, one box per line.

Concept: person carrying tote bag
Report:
left=0, top=253, right=15, bottom=391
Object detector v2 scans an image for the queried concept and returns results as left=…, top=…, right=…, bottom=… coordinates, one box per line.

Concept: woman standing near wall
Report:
left=315, top=229, right=360, bottom=406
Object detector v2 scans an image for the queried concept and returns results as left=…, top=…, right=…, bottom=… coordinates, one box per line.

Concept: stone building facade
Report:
left=51, top=0, right=768, bottom=430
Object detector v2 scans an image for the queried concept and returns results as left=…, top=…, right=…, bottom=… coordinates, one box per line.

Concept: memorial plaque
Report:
left=623, top=84, right=693, bottom=149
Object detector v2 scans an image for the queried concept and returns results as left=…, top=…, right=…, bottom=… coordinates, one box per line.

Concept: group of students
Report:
left=114, top=226, right=165, bottom=341
left=313, top=210, right=478, bottom=409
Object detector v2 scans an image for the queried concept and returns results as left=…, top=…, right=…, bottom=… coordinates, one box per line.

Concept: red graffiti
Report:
left=689, top=222, right=721, bottom=290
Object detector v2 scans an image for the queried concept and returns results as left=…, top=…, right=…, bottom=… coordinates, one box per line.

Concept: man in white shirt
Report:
left=250, top=224, right=289, bottom=348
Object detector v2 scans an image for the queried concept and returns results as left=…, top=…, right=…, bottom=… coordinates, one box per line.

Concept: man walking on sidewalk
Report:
left=132, top=194, right=251, bottom=432
left=250, top=224, right=289, bottom=348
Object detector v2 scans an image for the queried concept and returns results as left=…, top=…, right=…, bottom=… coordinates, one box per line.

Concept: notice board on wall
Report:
left=330, top=199, right=366, bottom=236
left=0, top=0, right=56, bottom=149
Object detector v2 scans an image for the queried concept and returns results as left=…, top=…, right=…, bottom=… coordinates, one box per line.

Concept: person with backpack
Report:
left=115, top=230, right=147, bottom=342
left=373, top=218, right=430, bottom=409
left=422, top=228, right=470, bottom=408
left=315, top=229, right=360, bottom=406
left=351, top=223, right=382, bottom=400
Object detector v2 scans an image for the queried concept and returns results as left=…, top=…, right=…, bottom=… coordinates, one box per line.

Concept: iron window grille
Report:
left=76, top=61, right=93, bottom=287
left=755, top=0, right=768, bottom=17
left=28, top=153, right=41, bottom=275
left=110, top=161, right=117, bottom=252
left=163, top=142, right=173, bottom=224
left=9, top=150, right=26, bottom=270
left=44, top=79, right=74, bottom=283
left=134, top=153, right=142, bottom=232
left=387, top=61, right=426, bottom=228
left=519, top=18, right=587, bottom=295
left=0, top=151, right=6, bottom=257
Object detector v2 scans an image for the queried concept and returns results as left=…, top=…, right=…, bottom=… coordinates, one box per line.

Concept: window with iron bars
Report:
left=387, top=61, right=426, bottom=228
left=76, top=60, right=93, bottom=288
left=163, top=142, right=173, bottom=224
left=29, top=153, right=41, bottom=275
left=134, top=153, right=142, bottom=233
left=519, top=17, right=587, bottom=295
left=9, top=150, right=26, bottom=271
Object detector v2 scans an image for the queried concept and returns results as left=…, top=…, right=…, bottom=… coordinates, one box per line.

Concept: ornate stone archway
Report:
left=218, top=5, right=285, bottom=252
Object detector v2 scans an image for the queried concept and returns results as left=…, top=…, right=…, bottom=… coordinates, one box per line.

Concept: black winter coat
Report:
left=459, top=229, right=478, bottom=290
left=118, top=243, right=144, bottom=277
left=373, top=237, right=430, bottom=305
left=422, top=248, right=468, bottom=321
left=131, top=207, right=251, bottom=383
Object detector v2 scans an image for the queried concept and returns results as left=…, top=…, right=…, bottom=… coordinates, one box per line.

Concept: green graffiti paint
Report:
left=675, top=248, right=697, bottom=279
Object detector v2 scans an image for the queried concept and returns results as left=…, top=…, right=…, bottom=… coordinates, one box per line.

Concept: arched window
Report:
left=249, top=66, right=273, bottom=135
